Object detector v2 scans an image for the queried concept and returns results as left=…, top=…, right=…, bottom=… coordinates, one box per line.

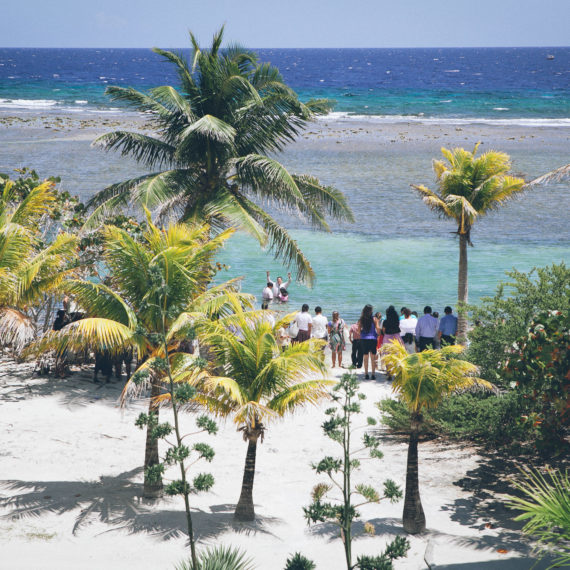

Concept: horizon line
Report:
left=1, top=45, right=568, bottom=50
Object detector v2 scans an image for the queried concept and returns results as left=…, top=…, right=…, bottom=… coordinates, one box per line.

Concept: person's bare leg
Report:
left=363, top=353, right=369, bottom=375
left=371, top=352, right=376, bottom=377
left=338, top=350, right=343, bottom=368
left=331, top=351, right=336, bottom=368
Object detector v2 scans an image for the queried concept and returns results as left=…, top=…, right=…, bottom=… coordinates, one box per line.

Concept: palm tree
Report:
left=31, top=216, right=251, bottom=498
left=412, top=144, right=525, bottom=341
left=382, top=342, right=491, bottom=534
left=197, top=309, right=333, bottom=521
left=87, top=27, right=354, bottom=285
left=0, top=177, right=77, bottom=351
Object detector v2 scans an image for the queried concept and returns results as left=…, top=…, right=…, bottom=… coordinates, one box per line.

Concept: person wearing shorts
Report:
left=358, top=304, right=380, bottom=380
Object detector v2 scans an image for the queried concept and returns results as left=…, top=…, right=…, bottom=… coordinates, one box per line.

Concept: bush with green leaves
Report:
left=504, top=310, right=570, bottom=452
left=284, top=552, right=316, bottom=570
left=467, top=263, right=570, bottom=386
left=378, top=391, right=532, bottom=449
left=175, top=545, right=255, bottom=570
left=303, top=372, right=408, bottom=570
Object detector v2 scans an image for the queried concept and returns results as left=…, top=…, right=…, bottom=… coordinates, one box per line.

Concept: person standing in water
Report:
left=266, top=270, right=292, bottom=299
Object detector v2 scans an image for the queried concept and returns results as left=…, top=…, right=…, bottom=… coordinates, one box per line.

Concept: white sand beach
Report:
left=0, top=352, right=548, bottom=570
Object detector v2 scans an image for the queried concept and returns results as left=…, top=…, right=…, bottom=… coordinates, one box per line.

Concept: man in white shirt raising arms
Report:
left=266, top=270, right=292, bottom=299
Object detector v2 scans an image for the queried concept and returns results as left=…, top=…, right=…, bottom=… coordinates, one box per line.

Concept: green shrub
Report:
left=378, top=391, right=532, bottom=448
left=504, top=310, right=570, bottom=452
left=467, top=263, right=570, bottom=387
left=175, top=545, right=255, bottom=570
left=284, top=552, right=316, bottom=570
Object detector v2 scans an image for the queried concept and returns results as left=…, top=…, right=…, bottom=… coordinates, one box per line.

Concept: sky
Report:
left=3, top=0, right=569, bottom=48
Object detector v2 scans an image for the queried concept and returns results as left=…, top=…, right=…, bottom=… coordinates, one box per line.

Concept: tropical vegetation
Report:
left=0, top=170, right=78, bottom=351
left=88, top=27, right=354, bottom=284
left=135, top=352, right=219, bottom=568
left=382, top=342, right=490, bottom=533
left=303, top=372, right=407, bottom=569
left=412, top=144, right=525, bottom=340
left=30, top=216, right=251, bottom=497
left=504, top=309, right=570, bottom=452
left=197, top=308, right=332, bottom=520
left=507, top=467, right=570, bottom=569
left=467, top=262, right=570, bottom=386
left=175, top=545, right=255, bottom=570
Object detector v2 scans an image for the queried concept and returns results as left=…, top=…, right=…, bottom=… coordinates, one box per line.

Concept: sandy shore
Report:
left=0, top=350, right=551, bottom=570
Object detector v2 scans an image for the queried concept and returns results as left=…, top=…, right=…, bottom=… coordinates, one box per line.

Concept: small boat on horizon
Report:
left=546, top=54, right=555, bottom=60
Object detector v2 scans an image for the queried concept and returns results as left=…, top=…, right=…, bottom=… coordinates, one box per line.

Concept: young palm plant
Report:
left=412, top=144, right=525, bottom=341
left=87, top=27, right=354, bottom=285
left=0, top=176, right=78, bottom=351
left=31, top=216, right=252, bottom=498
left=507, top=467, right=570, bottom=569
left=382, top=342, right=491, bottom=534
left=197, top=309, right=333, bottom=521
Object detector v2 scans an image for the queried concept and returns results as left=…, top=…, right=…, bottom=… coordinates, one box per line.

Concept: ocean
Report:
left=0, top=47, right=568, bottom=322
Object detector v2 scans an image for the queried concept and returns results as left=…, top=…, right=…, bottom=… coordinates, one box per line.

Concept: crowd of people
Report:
left=292, top=304, right=457, bottom=378
left=260, top=270, right=459, bottom=379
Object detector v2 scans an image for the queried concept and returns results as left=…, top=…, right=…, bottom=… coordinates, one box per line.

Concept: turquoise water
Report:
left=219, top=231, right=569, bottom=323
left=1, top=46, right=568, bottom=321
left=1, top=123, right=568, bottom=323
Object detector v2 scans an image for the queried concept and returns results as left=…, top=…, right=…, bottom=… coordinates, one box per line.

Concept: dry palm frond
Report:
left=525, top=164, right=570, bottom=187
left=0, top=307, right=35, bottom=352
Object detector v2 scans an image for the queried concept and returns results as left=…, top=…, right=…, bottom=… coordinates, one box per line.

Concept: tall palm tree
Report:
left=0, top=178, right=77, bottom=351
left=383, top=342, right=490, bottom=534
left=197, top=310, right=333, bottom=521
left=31, top=216, right=252, bottom=498
left=87, top=27, right=354, bottom=285
left=412, top=144, right=525, bottom=341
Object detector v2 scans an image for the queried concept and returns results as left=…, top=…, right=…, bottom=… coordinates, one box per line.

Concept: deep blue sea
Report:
left=0, top=48, right=568, bottom=321
left=0, top=47, right=569, bottom=123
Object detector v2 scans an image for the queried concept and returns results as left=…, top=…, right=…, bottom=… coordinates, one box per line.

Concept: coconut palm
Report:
left=197, top=310, right=333, bottom=521
left=31, top=216, right=252, bottom=497
left=87, top=27, right=353, bottom=285
left=383, top=342, right=491, bottom=534
left=412, top=144, right=525, bottom=341
left=0, top=177, right=77, bottom=351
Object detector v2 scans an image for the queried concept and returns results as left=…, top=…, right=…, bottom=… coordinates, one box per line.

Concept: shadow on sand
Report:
left=0, top=468, right=279, bottom=543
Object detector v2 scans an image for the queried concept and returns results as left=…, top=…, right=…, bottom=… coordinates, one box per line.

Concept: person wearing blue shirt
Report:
left=438, top=306, right=458, bottom=345
left=415, top=306, right=439, bottom=351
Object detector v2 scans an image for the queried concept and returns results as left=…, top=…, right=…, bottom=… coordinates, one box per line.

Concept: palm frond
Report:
left=230, top=195, right=316, bottom=286
left=92, top=131, right=176, bottom=170
left=294, top=174, right=355, bottom=226
left=0, top=307, right=35, bottom=351
left=29, top=317, right=134, bottom=358
left=525, top=164, right=570, bottom=187
left=65, top=279, right=136, bottom=327
left=233, top=154, right=303, bottom=206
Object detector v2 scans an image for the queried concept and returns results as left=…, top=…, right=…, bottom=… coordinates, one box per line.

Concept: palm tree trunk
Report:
left=403, top=417, right=426, bottom=534
left=143, top=378, right=163, bottom=498
left=235, top=434, right=259, bottom=521
left=457, top=233, right=469, bottom=344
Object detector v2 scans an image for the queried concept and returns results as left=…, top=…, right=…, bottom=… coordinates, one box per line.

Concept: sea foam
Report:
left=321, top=111, right=570, bottom=128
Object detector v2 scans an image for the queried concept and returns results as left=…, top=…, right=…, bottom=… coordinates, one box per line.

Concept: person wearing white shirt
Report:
left=399, top=307, right=418, bottom=353
left=312, top=306, right=328, bottom=341
left=261, top=282, right=273, bottom=309
left=266, top=270, right=292, bottom=298
left=292, top=304, right=312, bottom=343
